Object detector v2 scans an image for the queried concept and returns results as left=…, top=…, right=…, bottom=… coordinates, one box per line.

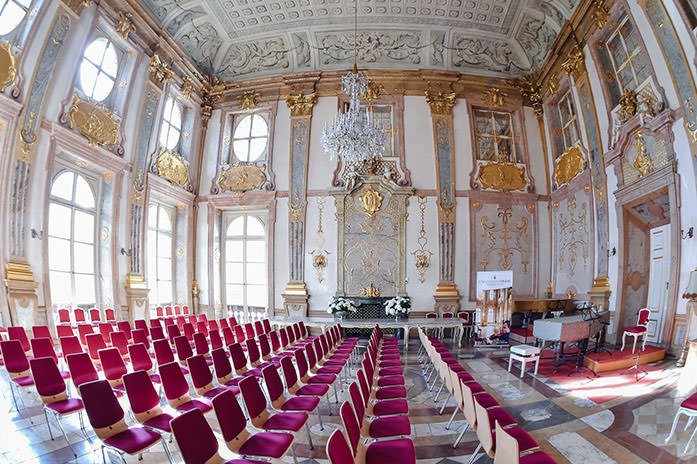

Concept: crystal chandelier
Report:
left=320, top=0, right=387, bottom=164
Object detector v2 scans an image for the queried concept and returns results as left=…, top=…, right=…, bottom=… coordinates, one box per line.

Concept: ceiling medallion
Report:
left=320, top=0, right=387, bottom=165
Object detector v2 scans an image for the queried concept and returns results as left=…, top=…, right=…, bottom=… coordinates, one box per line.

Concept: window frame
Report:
left=230, top=112, right=270, bottom=163
left=0, top=0, right=31, bottom=37
left=472, top=108, right=517, bottom=162
left=47, top=169, right=99, bottom=309
left=159, top=96, right=183, bottom=152
left=603, top=16, right=645, bottom=94
left=147, top=202, right=175, bottom=307
left=557, top=89, right=580, bottom=151
left=78, top=36, right=120, bottom=103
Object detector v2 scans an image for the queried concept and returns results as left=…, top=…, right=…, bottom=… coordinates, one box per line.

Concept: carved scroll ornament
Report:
left=476, top=161, right=529, bottom=192
left=217, top=164, right=267, bottom=193
left=66, top=94, right=120, bottom=148
left=554, top=145, right=585, bottom=188
left=0, top=41, right=18, bottom=92
left=155, top=149, right=190, bottom=187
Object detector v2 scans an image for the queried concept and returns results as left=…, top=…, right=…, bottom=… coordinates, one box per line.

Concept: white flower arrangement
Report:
left=327, top=297, right=358, bottom=315
left=384, top=296, right=411, bottom=316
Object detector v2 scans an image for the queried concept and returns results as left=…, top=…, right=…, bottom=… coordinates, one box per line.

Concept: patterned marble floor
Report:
left=1, top=338, right=696, bottom=463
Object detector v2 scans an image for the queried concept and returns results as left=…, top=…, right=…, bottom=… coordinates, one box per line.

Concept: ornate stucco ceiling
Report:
left=138, top=0, right=581, bottom=82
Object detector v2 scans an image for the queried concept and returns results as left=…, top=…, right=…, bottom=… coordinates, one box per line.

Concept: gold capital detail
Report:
left=66, top=94, right=120, bottom=148
left=155, top=149, right=190, bottom=187
left=180, top=77, right=194, bottom=100
left=554, top=145, right=585, bottom=188
left=592, top=0, right=609, bottom=29
left=512, top=73, right=543, bottom=116
left=425, top=91, right=457, bottom=116
left=284, top=282, right=309, bottom=296
left=238, top=90, right=260, bottom=110
left=286, top=93, right=317, bottom=117
left=363, top=81, right=383, bottom=104
left=5, top=262, right=34, bottom=282
left=561, top=45, right=585, bottom=79
left=591, top=276, right=611, bottom=293
left=149, top=54, right=173, bottom=84
left=116, top=11, right=135, bottom=40
left=0, top=41, right=18, bottom=93
left=484, top=87, right=507, bottom=107
left=359, top=188, right=383, bottom=218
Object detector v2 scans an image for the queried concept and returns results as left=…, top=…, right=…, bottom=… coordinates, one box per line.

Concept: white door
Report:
left=646, top=224, right=670, bottom=344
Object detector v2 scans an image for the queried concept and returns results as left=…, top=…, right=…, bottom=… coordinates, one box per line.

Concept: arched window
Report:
left=0, top=0, right=31, bottom=36
left=159, top=97, right=182, bottom=151
left=223, top=214, right=267, bottom=317
left=79, top=37, right=118, bottom=102
left=48, top=171, right=97, bottom=308
left=147, top=203, right=174, bottom=305
left=232, top=114, right=269, bottom=162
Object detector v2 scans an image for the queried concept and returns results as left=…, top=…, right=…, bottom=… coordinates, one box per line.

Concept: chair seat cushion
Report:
left=239, top=431, right=293, bottom=458
left=373, top=399, right=408, bottom=416
left=369, top=415, right=411, bottom=438
left=377, top=376, right=404, bottom=387
left=282, top=396, right=320, bottom=411
left=316, top=365, right=342, bottom=375
left=365, top=438, right=415, bottom=463
left=502, top=426, right=539, bottom=453
left=148, top=374, right=161, bottom=384
left=457, top=372, right=474, bottom=382
left=204, top=386, right=239, bottom=398
left=296, top=384, right=329, bottom=396
left=46, top=398, right=84, bottom=414
left=104, top=427, right=161, bottom=454
left=464, top=382, right=486, bottom=395
left=624, top=326, right=647, bottom=334
left=378, top=359, right=401, bottom=368
left=473, top=393, right=498, bottom=409
left=681, top=392, right=697, bottom=410
left=519, top=451, right=558, bottom=464
left=378, top=367, right=403, bottom=377
left=12, top=376, right=34, bottom=386
left=175, top=399, right=212, bottom=414
left=263, top=412, right=308, bottom=432
left=142, top=413, right=174, bottom=432
left=486, top=408, right=517, bottom=441
left=375, top=386, right=407, bottom=400
left=323, top=359, right=346, bottom=367
left=308, top=374, right=336, bottom=384
left=379, top=353, right=400, bottom=360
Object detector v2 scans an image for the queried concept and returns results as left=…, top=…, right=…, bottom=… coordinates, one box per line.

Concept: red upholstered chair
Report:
left=212, top=389, right=296, bottom=462
left=187, top=354, right=238, bottom=399
left=156, top=306, right=164, bottom=318
left=262, top=364, right=323, bottom=432
left=665, top=392, right=697, bottom=454
left=193, top=332, right=213, bottom=363
left=159, top=361, right=212, bottom=413
left=244, top=323, right=255, bottom=340
left=123, top=369, right=172, bottom=433
left=105, top=308, right=116, bottom=324
left=209, top=329, right=224, bottom=351
left=326, top=428, right=355, bottom=464
left=254, top=321, right=264, bottom=337
left=211, top=348, right=245, bottom=388
left=181, top=323, right=194, bottom=341
left=132, top=329, right=152, bottom=355
left=234, top=324, right=247, bottom=343
left=80, top=379, right=173, bottom=462
left=228, top=316, right=237, bottom=327
left=222, top=327, right=236, bottom=347
left=171, top=408, right=267, bottom=464
left=494, top=421, right=555, bottom=464
left=32, top=326, right=59, bottom=352
left=174, top=305, right=181, bottom=315
left=66, top=352, right=123, bottom=398
left=109, top=331, right=130, bottom=359
left=116, top=321, right=132, bottom=341
left=57, top=324, right=75, bottom=339
left=473, top=393, right=531, bottom=460
left=208, top=320, right=219, bottom=333
left=74, top=308, right=86, bottom=323
left=164, top=318, right=175, bottom=328
left=77, top=323, right=95, bottom=347
left=58, top=308, right=72, bottom=326
left=86, top=333, right=107, bottom=363
left=89, top=308, right=101, bottom=325
left=295, top=347, right=340, bottom=402
left=98, top=322, right=114, bottom=345
left=60, top=336, right=84, bottom=358
left=174, top=335, right=194, bottom=365
left=30, top=356, right=88, bottom=457
left=621, top=308, right=651, bottom=353
left=150, top=326, right=166, bottom=342
left=165, top=306, right=173, bottom=317
left=199, top=314, right=208, bottom=323
left=8, top=326, right=31, bottom=356
left=348, top=381, right=411, bottom=439
left=279, top=355, right=333, bottom=409
left=30, top=338, right=69, bottom=378
left=339, top=401, right=416, bottom=464
left=99, top=347, right=128, bottom=390
left=128, top=343, right=160, bottom=384
left=262, top=319, right=272, bottom=335
left=356, top=367, right=408, bottom=417
left=219, top=318, right=230, bottom=330
left=176, top=316, right=187, bottom=330
left=134, top=319, right=148, bottom=331
left=182, top=305, right=189, bottom=314
left=196, top=321, right=209, bottom=337
left=154, top=339, right=188, bottom=375
left=0, top=340, right=35, bottom=410
left=188, top=315, right=197, bottom=325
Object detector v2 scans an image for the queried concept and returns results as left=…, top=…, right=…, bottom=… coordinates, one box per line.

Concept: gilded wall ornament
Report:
left=288, top=190, right=305, bottom=221
left=561, top=45, right=585, bottom=79
left=155, top=149, right=190, bottom=187
left=180, top=77, right=194, bottom=99
left=633, top=133, right=654, bottom=178
left=592, top=0, right=610, bottom=29
left=363, top=81, right=384, bottom=104
left=557, top=200, right=588, bottom=277
left=217, top=164, right=267, bottom=193
left=360, top=283, right=381, bottom=297
left=308, top=196, right=329, bottom=283
left=286, top=93, right=316, bottom=117
left=66, top=94, right=120, bottom=148
left=116, top=11, right=135, bottom=40
left=480, top=207, right=529, bottom=272
left=554, top=145, right=585, bottom=188
left=484, top=87, right=507, bottom=107
left=0, top=41, right=18, bottom=93
left=410, top=196, right=433, bottom=284
left=149, top=54, right=173, bottom=84
left=238, top=90, right=260, bottom=110
left=476, top=161, right=529, bottom=192
left=618, top=88, right=638, bottom=121
left=359, top=188, right=383, bottom=218
left=512, top=73, right=543, bottom=116
left=425, top=90, right=456, bottom=115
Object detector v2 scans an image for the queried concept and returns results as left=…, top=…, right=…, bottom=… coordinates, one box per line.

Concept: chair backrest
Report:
left=116, top=321, right=132, bottom=340
left=89, top=308, right=101, bottom=323
left=442, top=311, right=454, bottom=318
left=196, top=321, right=209, bottom=337
left=150, top=326, right=166, bottom=341
left=279, top=355, right=298, bottom=389
left=262, top=319, right=271, bottom=335
left=638, top=308, right=650, bottom=326
left=105, top=308, right=116, bottom=322
left=287, top=326, right=297, bottom=345
left=208, top=320, right=219, bottom=332
left=234, top=325, right=246, bottom=343
left=174, top=335, right=194, bottom=363
left=86, top=333, right=107, bottom=361
left=128, top=343, right=153, bottom=372
left=57, top=325, right=75, bottom=338
left=77, top=324, right=94, bottom=346
left=154, top=338, right=176, bottom=365
left=164, top=318, right=175, bottom=327
left=171, top=409, right=220, bottom=464
left=99, top=347, right=127, bottom=383
left=261, top=364, right=285, bottom=403
left=219, top=319, right=229, bottom=330
left=123, top=369, right=159, bottom=414
left=79, top=379, right=124, bottom=433
left=212, top=389, right=248, bottom=445
left=166, top=306, right=173, bottom=316
left=244, top=323, right=255, bottom=340
left=238, top=375, right=268, bottom=421
left=199, top=314, right=208, bottom=323
left=74, top=308, right=86, bottom=322
left=169, top=324, right=184, bottom=341
left=222, top=327, right=236, bottom=347
left=246, top=339, right=262, bottom=366
left=258, top=334, right=271, bottom=359
left=295, top=348, right=310, bottom=379
left=60, top=335, right=84, bottom=357
left=339, top=401, right=361, bottom=455
left=160, top=361, right=190, bottom=400
left=176, top=316, right=186, bottom=330
left=98, top=322, right=114, bottom=344
left=183, top=305, right=189, bottom=314
left=494, top=421, right=521, bottom=464
left=30, top=338, right=59, bottom=365
left=30, top=356, right=67, bottom=398
left=1, top=339, right=30, bottom=375
left=174, top=305, right=181, bottom=315
left=293, top=324, right=302, bottom=341
left=66, top=352, right=99, bottom=389
left=461, top=381, right=484, bottom=426
left=356, top=369, right=371, bottom=403
left=188, top=315, right=197, bottom=325
left=228, top=343, right=248, bottom=373
left=326, top=428, right=355, bottom=464
left=305, top=343, right=319, bottom=369
left=8, top=326, right=31, bottom=353
left=58, top=308, right=71, bottom=323
left=254, top=320, right=264, bottom=336
left=299, top=321, right=308, bottom=338
left=132, top=329, right=150, bottom=349
left=134, top=319, right=148, bottom=331
left=32, top=326, right=55, bottom=345
left=457, top=312, right=470, bottom=323
left=209, top=329, right=223, bottom=351
left=228, top=316, right=237, bottom=327
left=279, top=327, right=289, bottom=348
left=348, top=382, right=365, bottom=423
left=212, top=348, right=232, bottom=382
left=150, top=318, right=163, bottom=329
left=474, top=395, right=495, bottom=454
left=193, top=332, right=210, bottom=357
left=110, top=331, right=129, bottom=356
left=187, top=354, right=214, bottom=390
left=426, top=312, right=438, bottom=318
left=270, top=331, right=281, bottom=352
left=156, top=306, right=164, bottom=317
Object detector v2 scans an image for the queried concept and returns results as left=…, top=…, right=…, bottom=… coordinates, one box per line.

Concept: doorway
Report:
left=646, top=224, right=670, bottom=344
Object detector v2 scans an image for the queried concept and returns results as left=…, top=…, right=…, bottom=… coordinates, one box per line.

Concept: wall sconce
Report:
left=682, top=227, right=694, bottom=240
left=120, top=247, right=131, bottom=257
left=31, top=228, right=43, bottom=240
left=607, top=244, right=616, bottom=257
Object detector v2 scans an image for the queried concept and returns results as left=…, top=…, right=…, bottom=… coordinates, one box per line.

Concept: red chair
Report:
left=262, top=364, right=323, bottom=431
left=116, top=320, right=132, bottom=340
left=135, top=319, right=148, bottom=331
left=495, top=421, right=555, bottom=464
left=77, top=323, right=95, bottom=346
left=196, top=321, right=209, bottom=337
left=150, top=325, right=166, bottom=341
left=356, top=368, right=408, bottom=417
left=174, top=335, right=194, bottom=365
left=159, top=361, right=212, bottom=413
left=123, top=369, right=172, bottom=432
left=208, top=320, right=220, bottom=332
left=234, top=324, right=246, bottom=343
left=348, top=381, right=410, bottom=439
left=165, top=306, right=173, bottom=317
left=262, top=319, right=272, bottom=335
left=238, top=375, right=313, bottom=449
left=188, top=354, right=238, bottom=399
left=188, top=315, right=197, bottom=325
left=154, top=339, right=188, bottom=374
left=229, top=342, right=253, bottom=377
left=32, top=325, right=59, bottom=351
left=66, top=352, right=124, bottom=398
left=156, top=306, right=164, bottom=318
left=8, top=326, right=31, bottom=355
left=181, top=323, right=194, bottom=341
left=0, top=340, right=35, bottom=410
left=59, top=336, right=84, bottom=358
left=621, top=308, right=651, bottom=353
left=89, top=308, right=101, bottom=325
left=279, top=355, right=332, bottom=408
left=128, top=343, right=160, bottom=383
left=58, top=308, right=72, bottom=326
left=339, top=401, right=415, bottom=463
left=80, top=379, right=173, bottom=462
left=182, top=305, right=189, bottom=314
left=212, top=389, right=296, bottom=462
left=150, top=318, right=163, bottom=329
left=294, top=347, right=340, bottom=403
left=74, top=308, right=86, bottom=323
left=326, top=428, right=355, bottom=464
left=176, top=316, right=186, bottom=330
left=211, top=348, right=245, bottom=388
left=193, top=332, right=213, bottom=363
left=57, top=325, right=75, bottom=339
left=174, top=305, right=181, bottom=315
left=86, top=333, right=107, bottom=363
left=219, top=318, right=230, bottom=330
left=244, top=323, right=255, bottom=340
left=109, top=331, right=130, bottom=359
left=105, top=308, right=116, bottom=324
left=209, top=329, right=224, bottom=351
left=164, top=317, right=175, bottom=327
left=199, top=314, right=208, bottom=323
left=228, top=316, right=237, bottom=327
left=254, top=321, right=264, bottom=337
left=29, top=356, right=88, bottom=457
left=99, top=347, right=128, bottom=390
left=473, top=393, right=532, bottom=461
left=30, top=338, right=69, bottom=378
left=132, top=329, right=152, bottom=353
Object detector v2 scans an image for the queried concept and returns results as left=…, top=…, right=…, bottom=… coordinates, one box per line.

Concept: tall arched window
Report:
left=160, top=97, right=182, bottom=151
left=0, top=0, right=31, bottom=36
left=79, top=37, right=118, bottom=102
left=223, top=214, right=267, bottom=317
left=147, top=203, right=174, bottom=305
left=48, top=171, right=97, bottom=308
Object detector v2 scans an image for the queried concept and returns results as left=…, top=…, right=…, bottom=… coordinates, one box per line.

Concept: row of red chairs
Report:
left=155, top=304, right=190, bottom=317
left=57, top=307, right=118, bottom=327
left=418, top=328, right=557, bottom=464
left=1, top=320, right=357, bottom=462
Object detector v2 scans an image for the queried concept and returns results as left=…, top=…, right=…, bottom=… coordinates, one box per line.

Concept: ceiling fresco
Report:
left=138, top=0, right=581, bottom=81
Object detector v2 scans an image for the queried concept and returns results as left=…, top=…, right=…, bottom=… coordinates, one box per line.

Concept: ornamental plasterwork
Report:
left=557, top=200, right=589, bottom=277
left=136, top=0, right=581, bottom=80
left=66, top=94, right=121, bottom=149
left=0, top=41, right=18, bottom=93
left=152, top=149, right=192, bottom=189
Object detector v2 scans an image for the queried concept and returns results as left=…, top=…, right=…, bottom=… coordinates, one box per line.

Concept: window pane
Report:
left=157, top=234, right=172, bottom=257
left=226, top=284, right=244, bottom=305
left=158, top=258, right=172, bottom=280
left=49, top=271, right=72, bottom=304
left=246, top=285, right=266, bottom=307
left=169, top=102, right=182, bottom=129
left=159, top=123, right=171, bottom=149
left=73, top=243, right=94, bottom=273
left=73, top=211, right=95, bottom=243
left=234, top=116, right=252, bottom=139
left=92, top=73, right=114, bottom=101
left=48, top=203, right=72, bottom=239
left=474, top=113, right=492, bottom=134
left=246, top=262, right=265, bottom=284
left=163, top=98, right=173, bottom=122
left=226, top=217, right=244, bottom=236
left=84, top=38, right=107, bottom=65
left=101, top=43, right=118, bottom=77
left=74, top=175, right=95, bottom=209
left=158, top=280, right=172, bottom=303
left=246, top=240, right=265, bottom=262
left=233, top=140, right=249, bottom=162
left=246, top=216, right=265, bottom=236
left=158, top=207, right=172, bottom=231
left=0, top=2, right=26, bottom=35
left=51, top=172, right=74, bottom=201
left=148, top=204, right=157, bottom=227
left=225, top=240, right=243, bottom=261
left=250, top=115, right=268, bottom=137
left=225, top=263, right=243, bottom=283
left=48, top=237, right=71, bottom=272
left=166, top=128, right=180, bottom=150
left=248, top=137, right=267, bottom=161
left=79, top=61, right=99, bottom=96
left=74, top=274, right=96, bottom=303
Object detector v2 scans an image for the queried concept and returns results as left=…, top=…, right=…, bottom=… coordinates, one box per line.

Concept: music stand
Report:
left=624, top=351, right=647, bottom=381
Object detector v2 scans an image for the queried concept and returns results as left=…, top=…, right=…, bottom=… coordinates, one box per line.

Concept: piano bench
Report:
left=508, top=344, right=541, bottom=378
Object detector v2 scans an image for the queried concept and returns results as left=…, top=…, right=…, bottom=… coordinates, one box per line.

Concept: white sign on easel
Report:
left=476, top=271, right=513, bottom=292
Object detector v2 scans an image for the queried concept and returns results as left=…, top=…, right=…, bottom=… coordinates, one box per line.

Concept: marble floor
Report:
left=1, top=337, right=696, bottom=463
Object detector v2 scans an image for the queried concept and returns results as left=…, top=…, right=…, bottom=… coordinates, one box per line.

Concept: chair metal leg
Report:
left=452, top=423, right=470, bottom=448
left=8, top=382, right=19, bottom=412
left=290, top=444, right=299, bottom=464
left=445, top=405, right=459, bottom=429
left=44, top=408, right=54, bottom=440
left=434, top=382, right=444, bottom=402
left=317, top=409, right=324, bottom=430
left=334, top=383, right=339, bottom=403
left=685, top=415, right=695, bottom=431
left=468, top=443, right=482, bottom=463
left=305, top=422, right=314, bottom=450
left=101, top=445, right=107, bottom=463
left=326, top=394, right=333, bottom=416
left=78, top=410, right=91, bottom=442
left=55, top=413, right=77, bottom=457
left=439, top=394, right=451, bottom=415
left=161, top=438, right=174, bottom=463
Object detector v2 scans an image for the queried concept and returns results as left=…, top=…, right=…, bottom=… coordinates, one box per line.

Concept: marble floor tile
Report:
left=548, top=431, right=618, bottom=464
